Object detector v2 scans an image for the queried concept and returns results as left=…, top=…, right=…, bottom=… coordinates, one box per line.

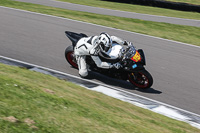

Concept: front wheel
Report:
left=65, top=46, right=78, bottom=69
left=128, top=69, right=153, bottom=89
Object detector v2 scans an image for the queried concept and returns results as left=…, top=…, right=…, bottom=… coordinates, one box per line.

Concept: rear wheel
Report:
left=128, top=69, right=153, bottom=89
left=65, top=46, right=78, bottom=69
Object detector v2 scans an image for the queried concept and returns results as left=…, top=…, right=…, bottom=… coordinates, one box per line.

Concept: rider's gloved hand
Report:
left=123, top=40, right=129, bottom=46
left=124, top=41, right=132, bottom=47
left=111, top=62, right=122, bottom=69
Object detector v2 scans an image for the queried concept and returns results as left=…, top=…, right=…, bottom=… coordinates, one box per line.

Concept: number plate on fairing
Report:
left=131, top=51, right=141, bottom=62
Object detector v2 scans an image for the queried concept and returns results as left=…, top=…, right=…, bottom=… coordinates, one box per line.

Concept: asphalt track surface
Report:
left=14, top=0, right=200, bottom=27
left=0, top=6, right=200, bottom=115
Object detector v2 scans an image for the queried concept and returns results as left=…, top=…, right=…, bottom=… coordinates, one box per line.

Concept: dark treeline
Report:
left=102, top=0, right=200, bottom=13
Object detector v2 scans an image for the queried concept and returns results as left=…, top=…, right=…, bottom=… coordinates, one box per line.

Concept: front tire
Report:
left=128, top=69, right=153, bottom=89
left=65, top=46, right=78, bottom=69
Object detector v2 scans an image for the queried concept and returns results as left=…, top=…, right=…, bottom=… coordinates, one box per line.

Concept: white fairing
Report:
left=106, top=43, right=123, bottom=59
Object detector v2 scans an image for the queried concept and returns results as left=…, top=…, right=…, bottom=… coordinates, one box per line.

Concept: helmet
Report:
left=98, top=33, right=112, bottom=53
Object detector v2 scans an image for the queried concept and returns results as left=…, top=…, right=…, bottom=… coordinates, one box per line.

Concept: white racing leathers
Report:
left=74, top=35, right=124, bottom=77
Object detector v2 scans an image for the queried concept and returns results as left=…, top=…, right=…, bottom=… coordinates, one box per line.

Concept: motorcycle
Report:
left=64, top=31, right=153, bottom=89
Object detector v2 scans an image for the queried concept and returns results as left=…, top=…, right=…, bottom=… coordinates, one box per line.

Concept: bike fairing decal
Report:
left=132, top=64, right=137, bottom=69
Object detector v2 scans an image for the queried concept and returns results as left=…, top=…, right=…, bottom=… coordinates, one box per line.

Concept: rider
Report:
left=74, top=32, right=130, bottom=78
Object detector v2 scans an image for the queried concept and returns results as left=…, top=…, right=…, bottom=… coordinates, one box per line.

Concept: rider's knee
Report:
left=79, top=69, right=88, bottom=78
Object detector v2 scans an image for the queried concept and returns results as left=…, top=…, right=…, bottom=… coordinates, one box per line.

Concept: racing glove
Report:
left=124, top=41, right=133, bottom=47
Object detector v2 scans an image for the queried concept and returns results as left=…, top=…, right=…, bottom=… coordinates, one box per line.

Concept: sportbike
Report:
left=64, top=31, right=153, bottom=89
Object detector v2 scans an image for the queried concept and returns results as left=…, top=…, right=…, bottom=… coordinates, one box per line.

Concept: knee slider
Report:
left=79, top=69, right=88, bottom=78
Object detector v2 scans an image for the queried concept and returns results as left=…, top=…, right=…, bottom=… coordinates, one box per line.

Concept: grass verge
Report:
left=0, top=63, right=200, bottom=132
left=57, top=0, right=200, bottom=20
left=0, top=0, right=200, bottom=46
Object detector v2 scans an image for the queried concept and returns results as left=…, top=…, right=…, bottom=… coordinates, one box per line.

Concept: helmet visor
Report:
left=100, top=42, right=110, bottom=52
left=104, top=46, right=110, bottom=52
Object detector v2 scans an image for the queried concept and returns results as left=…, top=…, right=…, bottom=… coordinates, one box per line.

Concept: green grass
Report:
left=0, top=63, right=200, bottom=132
left=1, top=0, right=200, bottom=46
left=57, top=0, right=200, bottom=20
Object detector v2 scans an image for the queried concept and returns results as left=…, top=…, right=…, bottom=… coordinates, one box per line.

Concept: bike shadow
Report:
left=87, top=71, right=162, bottom=94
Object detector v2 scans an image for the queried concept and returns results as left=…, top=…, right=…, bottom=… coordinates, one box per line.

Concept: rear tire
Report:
left=65, top=46, right=78, bottom=69
left=128, top=69, right=153, bottom=89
